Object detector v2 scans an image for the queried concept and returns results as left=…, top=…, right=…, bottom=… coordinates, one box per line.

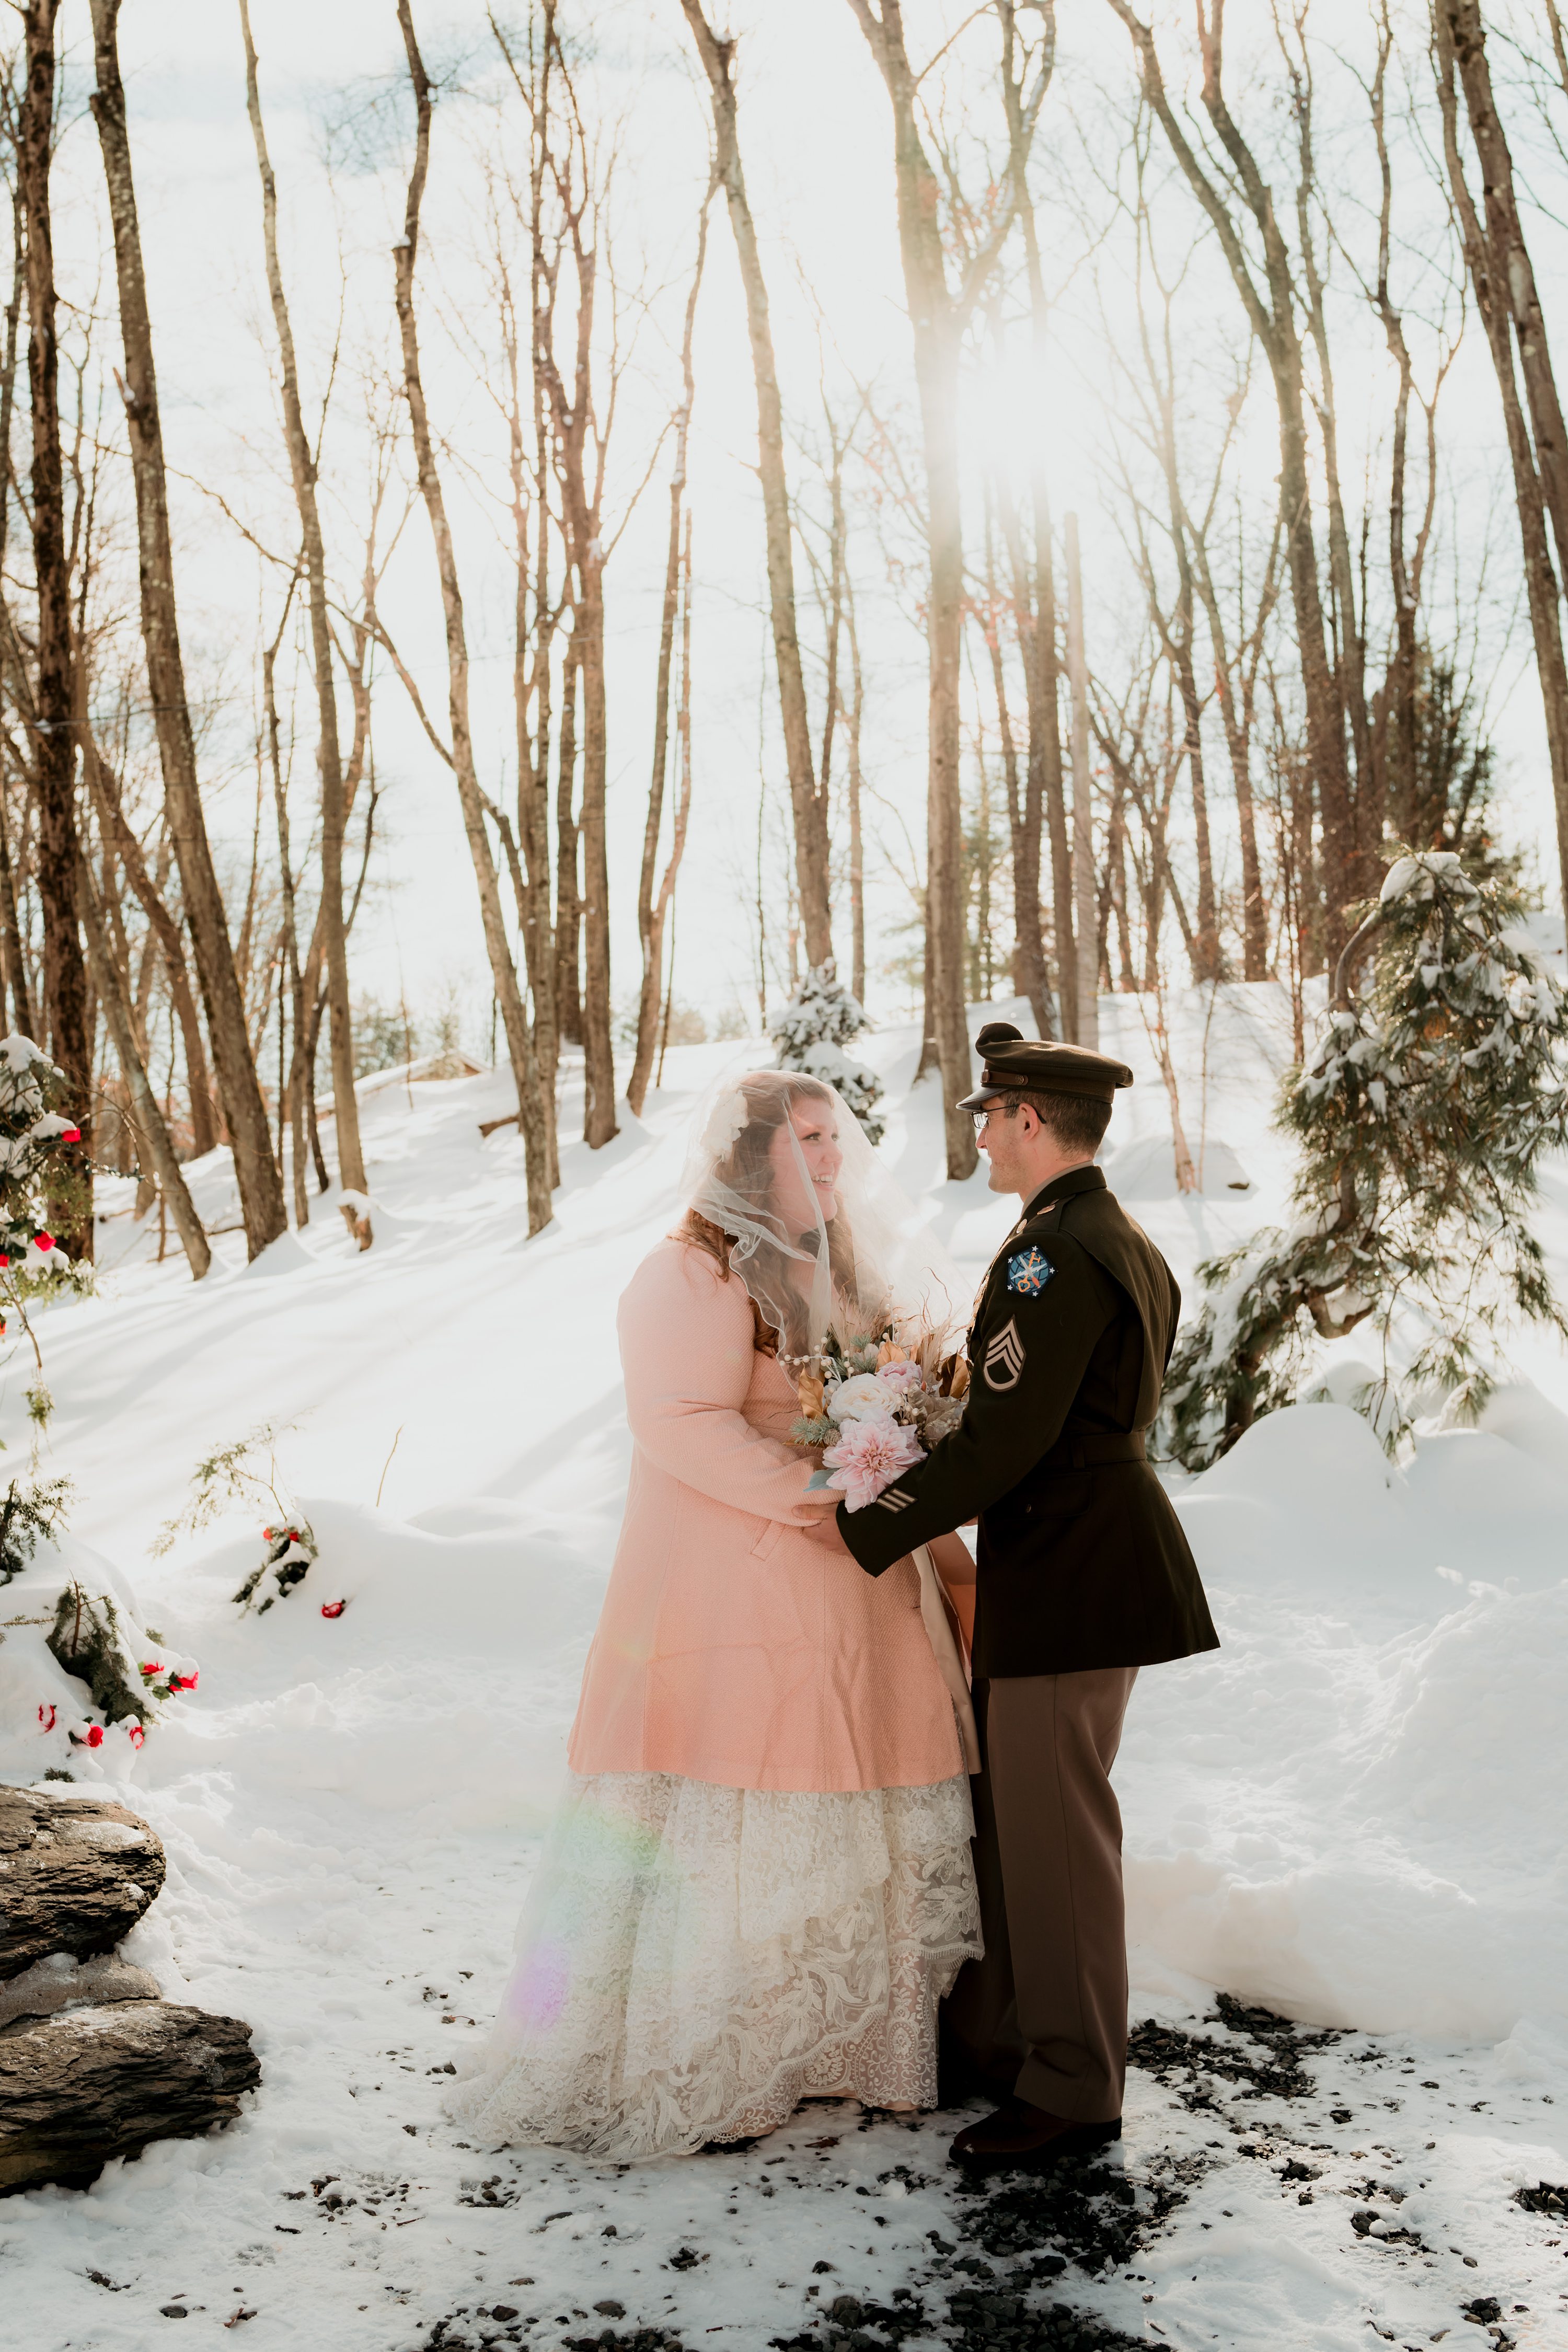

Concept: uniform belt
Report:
left=1038, top=1429, right=1147, bottom=1472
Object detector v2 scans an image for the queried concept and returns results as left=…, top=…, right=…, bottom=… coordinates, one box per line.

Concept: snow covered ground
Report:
left=2, top=986, right=1566, bottom=2352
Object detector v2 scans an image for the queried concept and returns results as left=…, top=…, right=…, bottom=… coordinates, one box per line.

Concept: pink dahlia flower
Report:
left=822, top=1411, right=926, bottom=1511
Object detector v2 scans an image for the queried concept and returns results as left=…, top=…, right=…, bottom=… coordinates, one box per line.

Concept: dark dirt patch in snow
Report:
left=761, top=2131, right=1184, bottom=2350
left=1128, top=1993, right=1339, bottom=2107
left=769, top=2279, right=1154, bottom=2350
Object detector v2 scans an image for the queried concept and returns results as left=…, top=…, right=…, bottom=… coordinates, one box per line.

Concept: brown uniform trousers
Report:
left=942, top=1667, right=1138, bottom=2124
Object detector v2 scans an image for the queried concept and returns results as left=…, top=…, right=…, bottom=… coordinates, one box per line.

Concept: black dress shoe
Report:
left=948, top=2097, right=1122, bottom=2172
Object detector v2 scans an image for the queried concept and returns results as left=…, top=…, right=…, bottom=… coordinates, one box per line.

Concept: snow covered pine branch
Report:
left=1158, top=852, right=1568, bottom=1470
left=769, top=963, right=884, bottom=1144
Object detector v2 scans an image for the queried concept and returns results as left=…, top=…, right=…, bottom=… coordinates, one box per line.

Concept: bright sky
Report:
left=47, top=0, right=1568, bottom=1053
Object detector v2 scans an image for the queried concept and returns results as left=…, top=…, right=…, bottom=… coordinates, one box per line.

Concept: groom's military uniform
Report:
left=836, top=1026, right=1218, bottom=2132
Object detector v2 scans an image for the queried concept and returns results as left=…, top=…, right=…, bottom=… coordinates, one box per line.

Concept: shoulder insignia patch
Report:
left=1007, top=1247, right=1056, bottom=1296
left=983, top=1317, right=1026, bottom=1391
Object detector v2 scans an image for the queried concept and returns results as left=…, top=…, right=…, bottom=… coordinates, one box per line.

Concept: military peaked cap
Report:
left=956, top=1020, right=1134, bottom=1109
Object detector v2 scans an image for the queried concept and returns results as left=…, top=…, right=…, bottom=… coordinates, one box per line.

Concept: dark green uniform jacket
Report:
left=836, top=1163, right=1220, bottom=1679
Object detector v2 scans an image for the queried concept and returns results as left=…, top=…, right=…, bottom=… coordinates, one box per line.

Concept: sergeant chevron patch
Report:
left=1007, top=1246, right=1056, bottom=1295
left=983, top=1318, right=1025, bottom=1390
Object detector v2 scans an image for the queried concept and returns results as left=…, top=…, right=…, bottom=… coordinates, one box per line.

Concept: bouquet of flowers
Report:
left=789, top=1327, right=969, bottom=1511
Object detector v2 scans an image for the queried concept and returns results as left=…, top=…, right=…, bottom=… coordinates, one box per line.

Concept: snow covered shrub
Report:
left=1159, top=852, right=1568, bottom=1469
left=0, top=1034, right=85, bottom=1272
left=769, top=962, right=884, bottom=1143
left=153, top=1423, right=324, bottom=1616
left=0, top=1035, right=89, bottom=1420
left=233, top=1519, right=320, bottom=1614
left=0, top=1472, right=72, bottom=1582
left=47, top=1580, right=197, bottom=1733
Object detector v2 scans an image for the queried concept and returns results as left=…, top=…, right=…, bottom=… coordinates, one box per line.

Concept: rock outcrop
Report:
left=0, top=1785, right=259, bottom=2193
left=0, top=1998, right=261, bottom=2192
left=0, top=1787, right=166, bottom=1977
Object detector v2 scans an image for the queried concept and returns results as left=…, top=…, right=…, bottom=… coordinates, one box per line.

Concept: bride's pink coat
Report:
left=567, top=1238, right=966, bottom=1794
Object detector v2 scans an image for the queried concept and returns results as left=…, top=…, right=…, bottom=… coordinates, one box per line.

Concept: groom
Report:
left=833, top=1022, right=1219, bottom=2170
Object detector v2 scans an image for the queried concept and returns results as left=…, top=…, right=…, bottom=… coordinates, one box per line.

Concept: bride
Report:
left=448, top=1069, right=981, bottom=2161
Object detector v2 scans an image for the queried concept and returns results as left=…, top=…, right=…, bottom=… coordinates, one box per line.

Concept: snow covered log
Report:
left=0, top=1999, right=260, bottom=2192
left=0, top=1788, right=166, bottom=1979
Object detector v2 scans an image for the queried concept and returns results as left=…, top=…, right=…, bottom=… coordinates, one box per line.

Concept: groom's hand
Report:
left=801, top=1512, right=852, bottom=1554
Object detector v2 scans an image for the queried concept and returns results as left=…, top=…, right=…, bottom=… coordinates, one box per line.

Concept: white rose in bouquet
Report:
left=826, top=1372, right=893, bottom=1424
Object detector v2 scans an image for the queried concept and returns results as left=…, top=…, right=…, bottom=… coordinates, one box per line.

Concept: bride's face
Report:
left=768, top=1100, right=844, bottom=1229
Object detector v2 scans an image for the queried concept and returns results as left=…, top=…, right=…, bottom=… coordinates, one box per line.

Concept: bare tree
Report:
left=681, top=6, right=834, bottom=972
left=1063, top=512, right=1099, bottom=1047
left=1433, top=0, right=1568, bottom=917
left=88, top=0, right=285, bottom=1253
left=1106, top=0, right=1359, bottom=959
left=628, top=173, right=711, bottom=1117
left=846, top=0, right=1054, bottom=1175
left=393, top=0, right=552, bottom=1230
left=238, top=0, right=370, bottom=1243
left=20, top=1, right=91, bottom=1251
left=998, top=1, right=1065, bottom=1039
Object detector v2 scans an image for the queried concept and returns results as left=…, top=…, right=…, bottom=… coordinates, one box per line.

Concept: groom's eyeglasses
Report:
left=970, top=1103, right=1019, bottom=1135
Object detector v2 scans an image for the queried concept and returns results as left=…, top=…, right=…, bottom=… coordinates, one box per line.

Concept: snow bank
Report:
left=121, top=1497, right=604, bottom=1832
left=1123, top=1401, right=1568, bottom=2042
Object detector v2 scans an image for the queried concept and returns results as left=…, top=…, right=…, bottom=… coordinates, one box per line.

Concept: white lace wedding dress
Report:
left=446, top=1766, right=980, bottom=2162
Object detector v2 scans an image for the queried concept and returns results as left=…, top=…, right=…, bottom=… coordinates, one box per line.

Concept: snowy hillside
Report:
left=3, top=989, right=1566, bottom=2352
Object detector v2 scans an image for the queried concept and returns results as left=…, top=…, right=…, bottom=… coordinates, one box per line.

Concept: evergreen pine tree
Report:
left=770, top=962, right=885, bottom=1144
left=1159, top=852, right=1568, bottom=1468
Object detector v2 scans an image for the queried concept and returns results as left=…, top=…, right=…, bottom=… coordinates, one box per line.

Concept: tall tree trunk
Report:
left=74, top=631, right=219, bottom=1164
left=21, top=2, right=91, bottom=1255
left=851, top=9, right=1020, bottom=1170
left=1064, top=515, right=1099, bottom=1051
left=575, top=553, right=616, bottom=1149
left=393, top=0, right=552, bottom=1231
left=262, top=611, right=309, bottom=1228
left=1163, top=513, right=1220, bottom=982
left=1109, top=0, right=1355, bottom=958
left=629, top=182, right=710, bottom=1117
left=1002, top=8, right=1064, bottom=1036
left=0, top=180, right=29, bottom=1040
left=555, top=643, right=582, bottom=1050
left=88, top=0, right=284, bottom=1256
left=1368, top=3, right=1418, bottom=848
left=844, top=579, right=867, bottom=1008
left=0, top=775, right=36, bottom=1039
left=1035, top=486, right=1074, bottom=1038
left=991, top=468, right=1053, bottom=1035
left=1444, top=2, right=1568, bottom=592
left=78, top=851, right=209, bottom=1278
left=238, top=2, right=369, bottom=1246
left=501, top=159, right=558, bottom=1183
left=680, top=6, right=833, bottom=970
left=1433, top=5, right=1568, bottom=918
